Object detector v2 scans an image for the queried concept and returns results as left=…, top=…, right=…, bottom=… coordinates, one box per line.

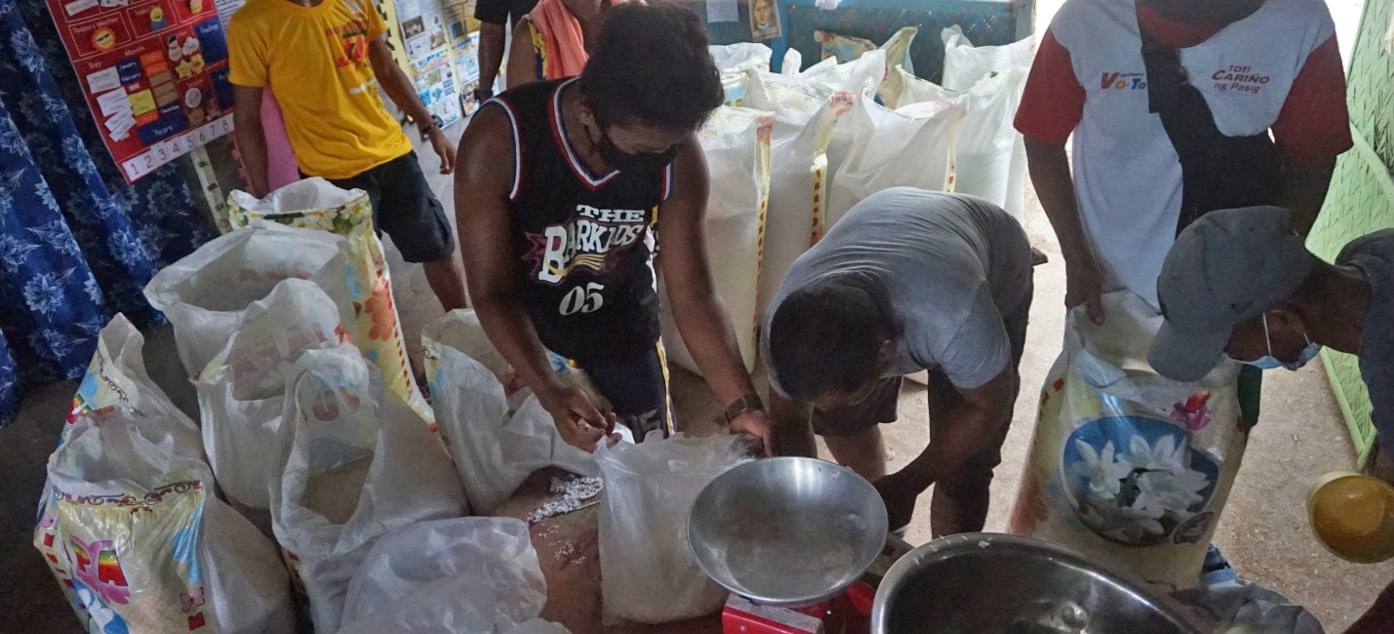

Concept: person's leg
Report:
left=576, top=342, right=673, bottom=440
left=824, top=427, right=888, bottom=481
left=376, top=153, right=469, bottom=310
left=926, top=295, right=1030, bottom=537
left=1237, top=364, right=1262, bottom=429
left=812, top=377, right=902, bottom=481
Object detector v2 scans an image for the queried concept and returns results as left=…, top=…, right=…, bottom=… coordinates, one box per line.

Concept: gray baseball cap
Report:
left=1149, top=206, right=1313, bottom=382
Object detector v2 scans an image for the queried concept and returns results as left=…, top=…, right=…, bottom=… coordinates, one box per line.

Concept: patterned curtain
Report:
left=0, top=0, right=211, bottom=425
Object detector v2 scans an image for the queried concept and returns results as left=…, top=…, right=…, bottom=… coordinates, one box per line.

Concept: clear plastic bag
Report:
left=339, top=517, right=568, bottom=633
left=596, top=433, right=752, bottom=623
left=42, top=408, right=294, bottom=633
left=196, top=279, right=352, bottom=519
left=423, top=314, right=599, bottom=515
left=143, top=223, right=354, bottom=379
left=271, top=344, right=466, bottom=632
left=229, top=178, right=434, bottom=424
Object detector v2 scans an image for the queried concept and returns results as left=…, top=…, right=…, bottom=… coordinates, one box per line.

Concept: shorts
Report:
left=315, top=152, right=455, bottom=264
left=573, top=341, right=674, bottom=441
left=474, top=0, right=540, bottom=25
left=812, top=285, right=1032, bottom=438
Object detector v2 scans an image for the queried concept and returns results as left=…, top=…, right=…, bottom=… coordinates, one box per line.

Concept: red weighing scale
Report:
left=687, top=457, right=915, bottom=634
left=719, top=535, right=913, bottom=634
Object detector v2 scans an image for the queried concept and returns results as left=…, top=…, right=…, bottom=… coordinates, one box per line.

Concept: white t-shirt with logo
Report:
left=1016, top=0, right=1347, bottom=308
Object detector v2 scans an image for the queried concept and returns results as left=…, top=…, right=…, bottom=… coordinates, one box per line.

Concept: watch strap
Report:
left=723, top=393, right=765, bottom=423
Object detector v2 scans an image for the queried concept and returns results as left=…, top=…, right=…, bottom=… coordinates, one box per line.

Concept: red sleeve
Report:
left=1271, top=36, right=1352, bottom=165
left=1013, top=28, right=1085, bottom=144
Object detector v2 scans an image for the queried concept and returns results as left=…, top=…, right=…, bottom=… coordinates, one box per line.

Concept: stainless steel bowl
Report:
left=872, top=533, right=1205, bottom=633
left=688, top=457, right=889, bottom=607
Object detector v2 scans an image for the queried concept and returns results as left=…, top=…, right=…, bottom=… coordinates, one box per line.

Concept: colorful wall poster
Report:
left=45, top=0, right=237, bottom=183
left=452, top=31, right=481, bottom=117
left=411, top=47, right=461, bottom=128
left=394, top=0, right=448, bottom=62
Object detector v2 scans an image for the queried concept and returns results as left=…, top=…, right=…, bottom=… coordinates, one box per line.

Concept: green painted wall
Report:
left=1306, top=0, right=1394, bottom=466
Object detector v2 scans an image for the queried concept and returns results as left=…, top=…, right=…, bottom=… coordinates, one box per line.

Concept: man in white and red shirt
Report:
left=1016, top=0, right=1351, bottom=323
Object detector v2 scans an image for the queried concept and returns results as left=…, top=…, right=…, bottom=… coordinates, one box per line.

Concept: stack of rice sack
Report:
left=702, top=32, right=1035, bottom=380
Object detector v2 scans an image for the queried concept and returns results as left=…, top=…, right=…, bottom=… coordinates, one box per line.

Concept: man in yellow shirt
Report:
left=228, top=0, right=466, bottom=309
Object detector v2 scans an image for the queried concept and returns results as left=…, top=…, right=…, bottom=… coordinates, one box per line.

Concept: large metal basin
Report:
left=689, top=457, right=888, bottom=607
left=872, top=533, right=1205, bottom=634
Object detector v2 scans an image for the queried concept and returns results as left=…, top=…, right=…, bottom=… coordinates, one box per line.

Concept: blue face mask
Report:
left=1246, top=313, right=1322, bottom=371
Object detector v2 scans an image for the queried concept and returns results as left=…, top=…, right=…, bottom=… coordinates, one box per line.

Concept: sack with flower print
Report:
left=1008, top=291, right=1247, bottom=593
left=228, top=179, right=432, bottom=425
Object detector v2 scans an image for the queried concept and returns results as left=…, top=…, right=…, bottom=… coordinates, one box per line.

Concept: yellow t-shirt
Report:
left=228, top=0, right=413, bottom=179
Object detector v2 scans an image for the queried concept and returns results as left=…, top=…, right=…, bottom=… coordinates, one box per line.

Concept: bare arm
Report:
left=659, top=139, right=759, bottom=404
left=232, top=85, right=269, bottom=198
left=477, top=21, right=506, bottom=95
left=767, top=386, right=815, bottom=458
left=369, top=38, right=456, bottom=174
left=506, top=20, right=541, bottom=89
left=1025, top=136, right=1104, bottom=324
left=454, top=107, right=605, bottom=449
left=902, top=369, right=1014, bottom=490
left=659, top=138, right=774, bottom=451
left=1279, top=156, right=1337, bottom=237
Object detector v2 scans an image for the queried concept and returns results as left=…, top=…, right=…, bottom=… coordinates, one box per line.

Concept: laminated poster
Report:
left=395, top=0, right=448, bottom=61
left=45, top=0, right=237, bottom=183
left=412, top=48, right=462, bottom=128
left=453, top=32, right=482, bottom=117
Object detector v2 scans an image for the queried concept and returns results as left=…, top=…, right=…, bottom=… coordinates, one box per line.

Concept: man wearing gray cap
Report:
left=1148, top=206, right=1394, bottom=480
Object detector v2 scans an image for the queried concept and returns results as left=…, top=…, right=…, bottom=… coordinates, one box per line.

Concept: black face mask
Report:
left=595, top=127, right=679, bottom=173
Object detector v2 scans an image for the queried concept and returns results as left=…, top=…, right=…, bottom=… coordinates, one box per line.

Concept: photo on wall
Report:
left=749, top=0, right=781, bottom=41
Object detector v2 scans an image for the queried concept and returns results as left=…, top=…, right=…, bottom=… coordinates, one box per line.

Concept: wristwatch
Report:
left=723, top=393, right=765, bottom=423
left=420, top=114, right=444, bottom=135
left=473, top=88, right=494, bottom=102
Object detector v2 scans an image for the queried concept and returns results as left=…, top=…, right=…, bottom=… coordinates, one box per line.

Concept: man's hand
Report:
left=730, top=410, right=777, bottom=457
left=430, top=129, right=457, bottom=175
left=874, top=470, right=925, bottom=532
left=1365, top=444, right=1394, bottom=487
left=1065, top=259, right=1105, bottom=325
left=537, top=384, right=610, bottom=452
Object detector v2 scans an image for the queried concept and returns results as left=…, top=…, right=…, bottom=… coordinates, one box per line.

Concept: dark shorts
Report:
left=573, top=341, right=674, bottom=441
left=811, top=291, right=1032, bottom=439
left=316, top=152, right=454, bottom=264
left=474, top=0, right=540, bottom=25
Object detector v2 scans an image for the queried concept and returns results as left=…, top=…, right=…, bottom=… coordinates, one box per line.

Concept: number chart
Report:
left=44, top=0, right=237, bottom=183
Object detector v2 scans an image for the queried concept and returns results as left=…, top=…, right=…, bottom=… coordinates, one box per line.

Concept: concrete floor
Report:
left=2, top=192, right=1391, bottom=632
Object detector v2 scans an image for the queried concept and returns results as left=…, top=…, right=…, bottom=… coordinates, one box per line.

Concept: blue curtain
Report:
left=0, top=0, right=211, bottom=425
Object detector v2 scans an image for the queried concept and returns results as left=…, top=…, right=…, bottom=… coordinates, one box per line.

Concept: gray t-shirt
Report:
left=763, top=188, right=1032, bottom=391
left=1337, top=229, right=1394, bottom=454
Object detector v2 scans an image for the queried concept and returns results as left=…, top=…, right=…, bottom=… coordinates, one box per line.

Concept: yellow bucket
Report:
left=1307, top=471, right=1394, bottom=563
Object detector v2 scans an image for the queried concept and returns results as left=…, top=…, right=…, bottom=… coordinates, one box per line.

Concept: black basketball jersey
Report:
left=485, top=78, right=671, bottom=361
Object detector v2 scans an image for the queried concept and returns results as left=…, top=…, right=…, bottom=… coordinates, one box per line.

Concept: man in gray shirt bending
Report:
left=764, top=187, right=1034, bottom=535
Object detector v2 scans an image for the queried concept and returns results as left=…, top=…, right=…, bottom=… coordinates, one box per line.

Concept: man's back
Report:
left=767, top=188, right=1032, bottom=386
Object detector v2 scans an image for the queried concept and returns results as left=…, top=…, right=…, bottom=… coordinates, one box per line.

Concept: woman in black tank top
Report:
left=452, top=4, right=774, bottom=453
